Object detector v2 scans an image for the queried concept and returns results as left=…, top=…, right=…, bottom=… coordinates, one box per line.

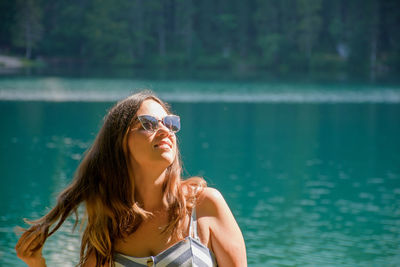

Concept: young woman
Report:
left=15, top=91, right=247, bottom=267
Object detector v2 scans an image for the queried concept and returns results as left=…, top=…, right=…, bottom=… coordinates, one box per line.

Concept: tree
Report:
left=13, top=0, right=43, bottom=59
left=39, top=0, right=89, bottom=59
left=81, top=0, right=132, bottom=65
left=0, top=0, right=17, bottom=50
left=254, top=0, right=283, bottom=67
left=296, top=0, right=322, bottom=63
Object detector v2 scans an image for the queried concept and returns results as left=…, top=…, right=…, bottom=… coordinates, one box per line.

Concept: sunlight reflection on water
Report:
left=1, top=99, right=400, bottom=266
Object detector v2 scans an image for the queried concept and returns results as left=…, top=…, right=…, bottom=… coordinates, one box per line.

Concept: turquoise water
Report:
left=1, top=77, right=400, bottom=266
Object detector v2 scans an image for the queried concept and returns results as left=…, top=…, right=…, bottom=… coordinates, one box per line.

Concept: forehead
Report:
left=136, top=99, right=168, bottom=118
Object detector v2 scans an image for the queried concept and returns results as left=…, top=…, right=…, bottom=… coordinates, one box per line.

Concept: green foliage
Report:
left=195, top=54, right=233, bottom=69
left=310, top=53, right=346, bottom=72
left=296, top=0, right=322, bottom=59
left=81, top=0, right=132, bottom=64
left=12, top=0, right=43, bottom=59
left=0, top=1, right=17, bottom=48
left=257, top=34, right=284, bottom=67
left=1, top=0, right=399, bottom=77
left=40, top=1, right=86, bottom=57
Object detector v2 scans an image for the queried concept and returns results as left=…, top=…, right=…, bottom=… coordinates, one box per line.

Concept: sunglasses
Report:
left=137, top=115, right=181, bottom=133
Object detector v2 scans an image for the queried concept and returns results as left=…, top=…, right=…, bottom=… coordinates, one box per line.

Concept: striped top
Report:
left=114, top=208, right=218, bottom=267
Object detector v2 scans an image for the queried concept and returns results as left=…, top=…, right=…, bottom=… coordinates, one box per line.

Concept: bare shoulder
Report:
left=201, top=187, right=224, bottom=200
left=196, top=186, right=234, bottom=223
left=197, top=187, right=226, bottom=213
left=196, top=187, right=247, bottom=267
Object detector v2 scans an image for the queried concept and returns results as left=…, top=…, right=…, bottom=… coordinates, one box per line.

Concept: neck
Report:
left=130, top=162, right=169, bottom=211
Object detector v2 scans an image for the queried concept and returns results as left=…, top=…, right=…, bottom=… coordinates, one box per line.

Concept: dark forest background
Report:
left=1, top=0, right=399, bottom=78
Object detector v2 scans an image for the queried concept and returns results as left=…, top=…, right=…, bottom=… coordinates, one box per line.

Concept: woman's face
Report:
left=127, top=99, right=177, bottom=170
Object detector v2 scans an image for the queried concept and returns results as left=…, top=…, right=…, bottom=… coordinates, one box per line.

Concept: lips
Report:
left=154, top=140, right=172, bottom=149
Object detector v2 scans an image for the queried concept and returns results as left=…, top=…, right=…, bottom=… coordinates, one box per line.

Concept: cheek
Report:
left=128, top=134, right=150, bottom=158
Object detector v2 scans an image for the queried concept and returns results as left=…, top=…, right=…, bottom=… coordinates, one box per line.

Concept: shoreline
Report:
left=0, top=55, right=24, bottom=68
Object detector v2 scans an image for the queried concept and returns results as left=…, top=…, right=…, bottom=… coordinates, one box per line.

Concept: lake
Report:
left=0, top=75, right=400, bottom=266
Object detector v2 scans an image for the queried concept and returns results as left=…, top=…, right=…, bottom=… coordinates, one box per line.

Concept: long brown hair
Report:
left=21, top=90, right=206, bottom=266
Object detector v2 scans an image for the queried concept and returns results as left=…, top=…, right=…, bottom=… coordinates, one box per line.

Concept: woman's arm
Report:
left=198, top=187, right=247, bottom=267
left=15, top=226, right=46, bottom=267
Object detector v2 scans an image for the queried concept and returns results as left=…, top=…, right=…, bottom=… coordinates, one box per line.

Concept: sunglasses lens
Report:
left=163, top=115, right=180, bottom=132
left=138, top=115, right=158, bottom=131
left=138, top=115, right=180, bottom=133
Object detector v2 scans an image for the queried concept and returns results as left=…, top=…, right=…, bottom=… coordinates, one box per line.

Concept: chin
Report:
left=157, top=154, right=175, bottom=166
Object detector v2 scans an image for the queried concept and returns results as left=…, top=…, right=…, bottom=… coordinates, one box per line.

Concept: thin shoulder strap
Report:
left=189, top=207, right=200, bottom=240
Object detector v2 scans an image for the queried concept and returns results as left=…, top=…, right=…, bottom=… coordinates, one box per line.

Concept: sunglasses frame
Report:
left=136, top=114, right=181, bottom=133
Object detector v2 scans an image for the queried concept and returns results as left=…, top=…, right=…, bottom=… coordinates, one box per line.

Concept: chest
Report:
left=114, top=214, right=211, bottom=257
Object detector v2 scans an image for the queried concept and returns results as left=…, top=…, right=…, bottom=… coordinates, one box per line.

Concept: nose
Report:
left=156, top=121, right=171, bottom=136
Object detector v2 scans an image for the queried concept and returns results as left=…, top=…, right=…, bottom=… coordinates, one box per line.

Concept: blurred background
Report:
left=1, top=0, right=400, bottom=79
left=1, top=0, right=400, bottom=266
